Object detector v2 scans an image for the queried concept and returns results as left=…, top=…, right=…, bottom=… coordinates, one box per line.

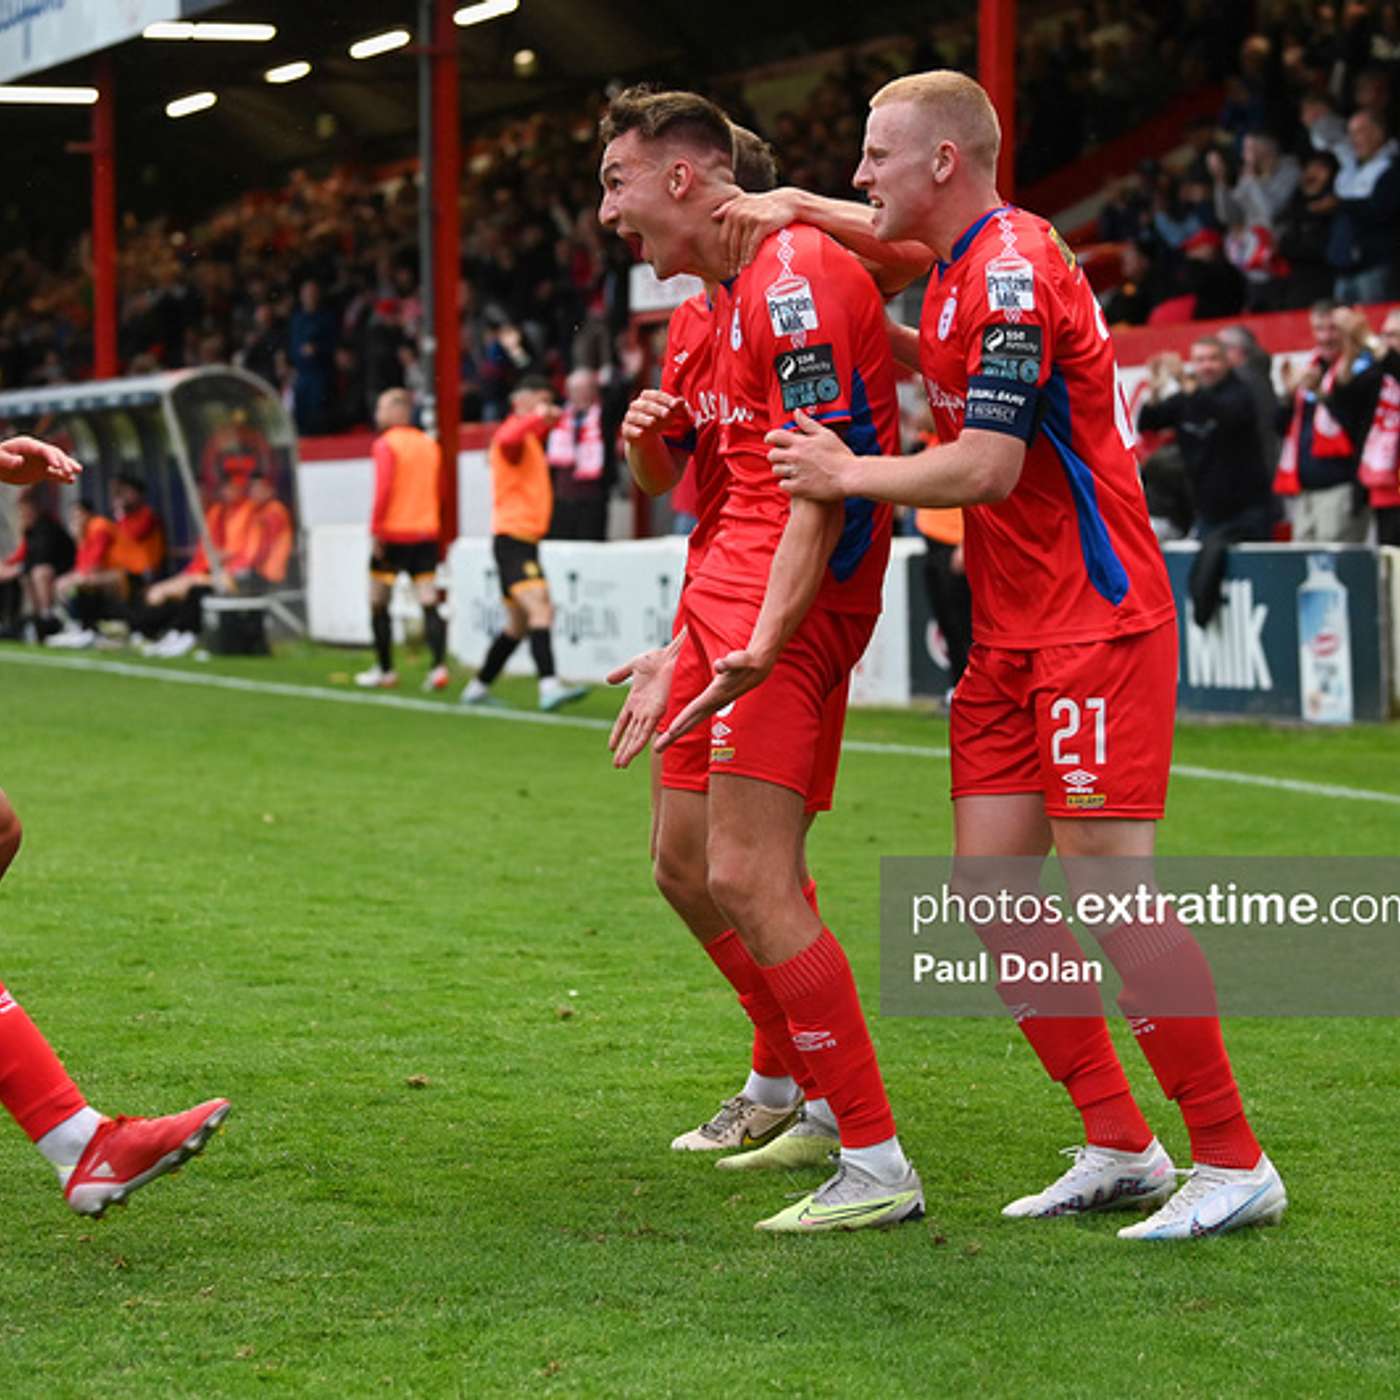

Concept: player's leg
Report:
left=461, top=569, right=527, bottom=705
left=952, top=646, right=1166, bottom=1217
left=1038, top=624, right=1281, bottom=1237
left=1052, top=815, right=1285, bottom=1239
left=655, top=626, right=808, bottom=1150
left=414, top=568, right=450, bottom=691
left=707, top=771, right=921, bottom=1231
left=516, top=580, right=587, bottom=712
left=356, top=564, right=398, bottom=687
left=717, top=688, right=845, bottom=1172
left=0, top=790, right=229, bottom=1215
left=655, top=785, right=806, bottom=1151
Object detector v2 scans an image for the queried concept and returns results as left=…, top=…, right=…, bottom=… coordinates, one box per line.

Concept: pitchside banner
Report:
left=1162, top=542, right=1389, bottom=722
left=908, top=542, right=1391, bottom=723
left=0, top=0, right=222, bottom=84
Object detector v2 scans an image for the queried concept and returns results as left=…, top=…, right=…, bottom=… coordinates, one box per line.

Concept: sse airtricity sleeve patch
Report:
left=963, top=261, right=1054, bottom=443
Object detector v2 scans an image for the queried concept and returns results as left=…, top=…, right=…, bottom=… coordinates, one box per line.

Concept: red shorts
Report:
left=950, top=621, right=1177, bottom=819
left=661, top=591, right=871, bottom=810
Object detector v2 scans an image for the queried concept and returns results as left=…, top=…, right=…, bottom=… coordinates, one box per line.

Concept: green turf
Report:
left=0, top=643, right=1396, bottom=1397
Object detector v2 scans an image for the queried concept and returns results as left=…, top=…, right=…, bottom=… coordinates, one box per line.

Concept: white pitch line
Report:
left=4, top=650, right=1399, bottom=808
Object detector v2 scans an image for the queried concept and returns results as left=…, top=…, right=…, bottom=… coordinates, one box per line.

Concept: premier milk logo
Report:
left=1185, top=579, right=1272, bottom=691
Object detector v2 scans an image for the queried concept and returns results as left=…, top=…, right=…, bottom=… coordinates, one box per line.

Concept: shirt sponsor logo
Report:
left=923, top=379, right=966, bottom=413
left=774, top=343, right=840, bottom=411
left=985, top=255, right=1036, bottom=316
left=966, top=383, right=1029, bottom=425
left=980, top=325, right=1042, bottom=384
left=766, top=275, right=820, bottom=338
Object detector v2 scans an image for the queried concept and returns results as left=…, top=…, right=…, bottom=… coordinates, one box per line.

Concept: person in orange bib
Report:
left=355, top=389, right=449, bottom=691
left=461, top=376, right=589, bottom=712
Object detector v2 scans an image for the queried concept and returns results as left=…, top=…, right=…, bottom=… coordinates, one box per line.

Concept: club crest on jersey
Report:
left=937, top=294, right=957, bottom=340
left=985, top=254, right=1035, bottom=321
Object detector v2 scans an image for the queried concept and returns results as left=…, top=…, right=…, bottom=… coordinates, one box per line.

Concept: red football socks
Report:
left=702, top=929, right=816, bottom=1097
left=1102, top=913, right=1262, bottom=1169
left=0, top=982, right=88, bottom=1141
left=760, top=928, right=896, bottom=1148
left=982, top=919, right=1152, bottom=1153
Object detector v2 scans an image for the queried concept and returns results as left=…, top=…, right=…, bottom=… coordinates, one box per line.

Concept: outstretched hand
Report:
left=766, top=409, right=853, bottom=502
left=654, top=648, right=771, bottom=751
left=0, top=436, right=82, bottom=487
left=607, top=645, right=677, bottom=769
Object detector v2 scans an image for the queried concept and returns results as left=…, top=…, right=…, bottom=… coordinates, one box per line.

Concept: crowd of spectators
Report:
left=0, top=0, right=1394, bottom=445
left=1135, top=300, right=1400, bottom=576
left=1098, top=1, right=1399, bottom=325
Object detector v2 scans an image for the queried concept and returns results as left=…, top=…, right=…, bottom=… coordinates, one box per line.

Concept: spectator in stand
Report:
left=288, top=279, right=338, bottom=436
left=1324, top=306, right=1400, bottom=546
left=0, top=489, right=74, bottom=641
left=1101, top=239, right=1168, bottom=326
left=1275, top=148, right=1342, bottom=308
left=1307, top=104, right=1400, bottom=301
left=546, top=367, right=610, bottom=541
left=1218, top=324, right=1283, bottom=472
left=1275, top=299, right=1370, bottom=543
left=1208, top=130, right=1300, bottom=233
left=1179, top=227, right=1248, bottom=319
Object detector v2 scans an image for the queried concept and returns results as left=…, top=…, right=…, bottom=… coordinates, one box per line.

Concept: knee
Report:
left=653, top=841, right=707, bottom=915
left=706, top=844, right=771, bottom=930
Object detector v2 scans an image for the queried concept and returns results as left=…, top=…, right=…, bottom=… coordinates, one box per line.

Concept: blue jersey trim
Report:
left=828, top=366, right=880, bottom=583
left=937, top=204, right=1010, bottom=279
left=1041, top=370, right=1130, bottom=607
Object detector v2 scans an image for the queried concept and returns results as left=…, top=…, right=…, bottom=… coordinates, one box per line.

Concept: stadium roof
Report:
left=0, top=0, right=954, bottom=248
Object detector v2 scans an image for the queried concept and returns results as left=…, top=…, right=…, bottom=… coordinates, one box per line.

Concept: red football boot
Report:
left=64, top=1098, right=231, bottom=1217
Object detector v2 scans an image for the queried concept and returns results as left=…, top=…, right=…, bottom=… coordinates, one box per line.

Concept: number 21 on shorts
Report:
left=1050, top=696, right=1106, bottom=766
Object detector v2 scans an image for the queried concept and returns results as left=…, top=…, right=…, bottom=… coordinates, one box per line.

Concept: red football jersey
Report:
left=691, top=223, right=896, bottom=616
left=919, top=205, right=1174, bottom=648
left=658, top=291, right=725, bottom=580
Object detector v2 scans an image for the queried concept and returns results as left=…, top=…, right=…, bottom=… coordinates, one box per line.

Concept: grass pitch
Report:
left=0, top=643, right=1396, bottom=1396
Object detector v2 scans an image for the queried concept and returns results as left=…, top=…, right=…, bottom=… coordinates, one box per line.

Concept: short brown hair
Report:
left=732, top=124, right=778, bottom=192
left=599, top=85, right=734, bottom=164
left=870, top=70, right=1001, bottom=174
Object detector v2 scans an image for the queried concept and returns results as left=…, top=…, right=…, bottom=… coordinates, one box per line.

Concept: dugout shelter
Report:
left=0, top=366, right=303, bottom=629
